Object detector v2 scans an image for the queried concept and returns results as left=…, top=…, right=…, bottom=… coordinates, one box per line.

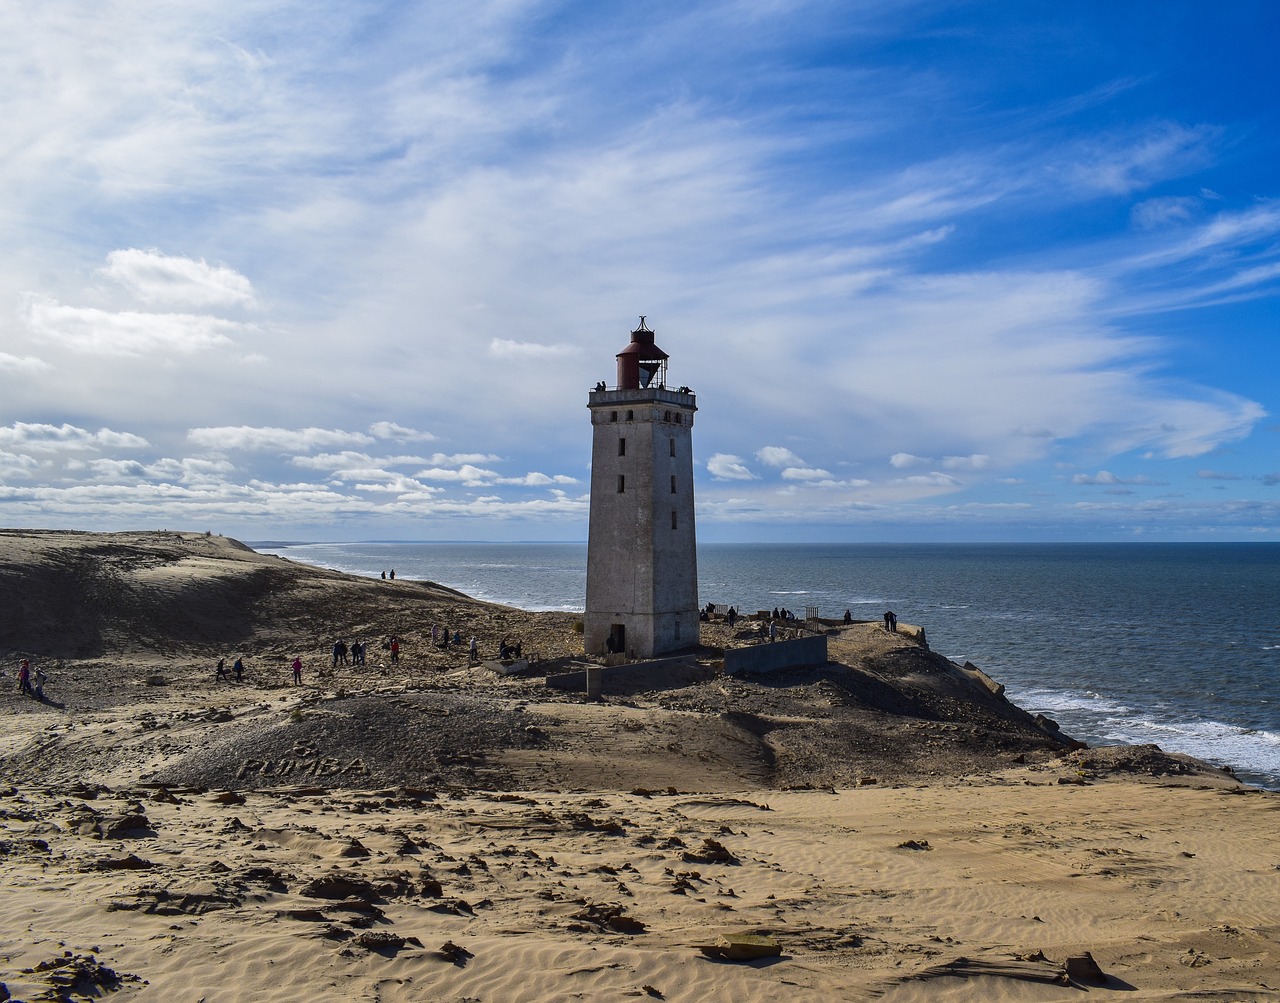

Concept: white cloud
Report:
left=0, top=451, right=41, bottom=477
left=1072, top=471, right=1167, bottom=486
left=414, top=464, right=500, bottom=485
left=889, top=452, right=930, bottom=469
left=188, top=426, right=374, bottom=453
left=707, top=453, right=756, bottom=480
left=99, top=249, right=257, bottom=309
left=289, top=451, right=427, bottom=473
left=1065, top=123, right=1217, bottom=196
left=0, top=422, right=149, bottom=452
left=756, top=446, right=805, bottom=468
left=780, top=466, right=833, bottom=481
left=25, top=297, right=247, bottom=357
left=488, top=339, right=575, bottom=359
left=370, top=422, right=437, bottom=442
left=495, top=471, right=579, bottom=486
left=1130, top=196, right=1199, bottom=230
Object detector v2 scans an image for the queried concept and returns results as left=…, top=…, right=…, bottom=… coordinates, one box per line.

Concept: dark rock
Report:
left=92, top=854, right=154, bottom=871
left=300, top=874, right=380, bottom=901
left=101, top=813, right=153, bottom=838
left=1065, top=951, right=1106, bottom=982
left=354, top=931, right=405, bottom=951
left=681, top=838, right=738, bottom=865
left=438, top=940, right=473, bottom=965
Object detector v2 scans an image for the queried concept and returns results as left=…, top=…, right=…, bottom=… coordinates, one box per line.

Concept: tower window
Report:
left=670, top=475, right=677, bottom=494
left=669, top=438, right=675, bottom=457
left=618, top=475, right=625, bottom=493
left=610, top=411, right=617, bottom=422
left=675, top=414, right=682, bottom=425
left=618, top=437, right=626, bottom=456
left=664, top=410, right=671, bottom=422
left=671, top=509, right=677, bottom=529
left=626, top=410, right=634, bottom=421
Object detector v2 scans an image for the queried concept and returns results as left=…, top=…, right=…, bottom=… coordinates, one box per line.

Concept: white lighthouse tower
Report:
left=585, top=318, right=699, bottom=659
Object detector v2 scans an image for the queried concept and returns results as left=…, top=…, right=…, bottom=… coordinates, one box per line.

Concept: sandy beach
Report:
left=2, top=530, right=1276, bottom=1001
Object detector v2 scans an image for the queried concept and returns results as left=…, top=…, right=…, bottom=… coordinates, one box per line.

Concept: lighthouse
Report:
left=585, top=318, right=699, bottom=659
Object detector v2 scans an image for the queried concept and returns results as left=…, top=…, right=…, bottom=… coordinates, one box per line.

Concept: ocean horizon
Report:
left=253, top=540, right=1280, bottom=791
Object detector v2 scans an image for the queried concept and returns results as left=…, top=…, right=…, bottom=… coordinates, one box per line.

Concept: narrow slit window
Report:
left=618, top=475, right=625, bottom=493
left=670, top=475, right=677, bottom=494
left=669, top=438, right=676, bottom=457
left=618, top=437, right=626, bottom=456
left=671, top=509, right=677, bottom=529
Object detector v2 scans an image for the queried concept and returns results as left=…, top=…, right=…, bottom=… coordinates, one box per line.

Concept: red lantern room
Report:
left=615, top=316, right=669, bottom=390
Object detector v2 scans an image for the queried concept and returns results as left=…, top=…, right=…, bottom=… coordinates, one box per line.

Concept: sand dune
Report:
left=2, top=530, right=1275, bottom=1001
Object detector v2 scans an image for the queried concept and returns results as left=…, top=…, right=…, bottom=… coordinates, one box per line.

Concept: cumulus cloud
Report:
left=369, top=422, right=437, bottom=442
left=889, top=453, right=931, bottom=469
left=781, top=466, right=833, bottom=481
left=0, top=422, right=149, bottom=452
left=707, top=453, right=756, bottom=480
left=495, top=471, right=579, bottom=486
left=414, top=464, right=500, bottom=485
left=756, top=446, right=805, bottom=468
left=99, top=249, right=257, bottom=308
left=0, top=451, right=41, bottom=477
left=188, top=426, right=375, bottom=453
left=25, top=298, right=247, bottom=357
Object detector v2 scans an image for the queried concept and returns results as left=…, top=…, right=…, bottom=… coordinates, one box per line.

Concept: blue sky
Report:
left=2, top=1, right=1278, bottom=542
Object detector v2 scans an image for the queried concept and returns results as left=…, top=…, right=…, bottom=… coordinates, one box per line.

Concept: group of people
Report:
left=276, top=627, right=492, bottom=685
left=699, top=603, right=741, bottom=626
left=432, top=626, right=486, bottom=665
left=702, top=602, right=901, bottom=640
left=215, top=656, right=245, bottom=682
left=379, top=569, right=396, bottom=580
left=330, top=640, right=368, bottom=666
left=16, top=658, right=47, bottom=701
left=430, top=624, right=465, bottom=651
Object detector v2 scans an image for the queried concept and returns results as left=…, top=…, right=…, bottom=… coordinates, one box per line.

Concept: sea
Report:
left=252, top=541, right=1280, bottom=791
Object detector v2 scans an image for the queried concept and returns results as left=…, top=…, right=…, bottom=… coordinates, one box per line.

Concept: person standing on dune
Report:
left=292, top=657, right=302, bottom=685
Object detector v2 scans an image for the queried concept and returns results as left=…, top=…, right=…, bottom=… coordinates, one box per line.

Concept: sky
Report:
left=3, top=1, right=1279, bottom=543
